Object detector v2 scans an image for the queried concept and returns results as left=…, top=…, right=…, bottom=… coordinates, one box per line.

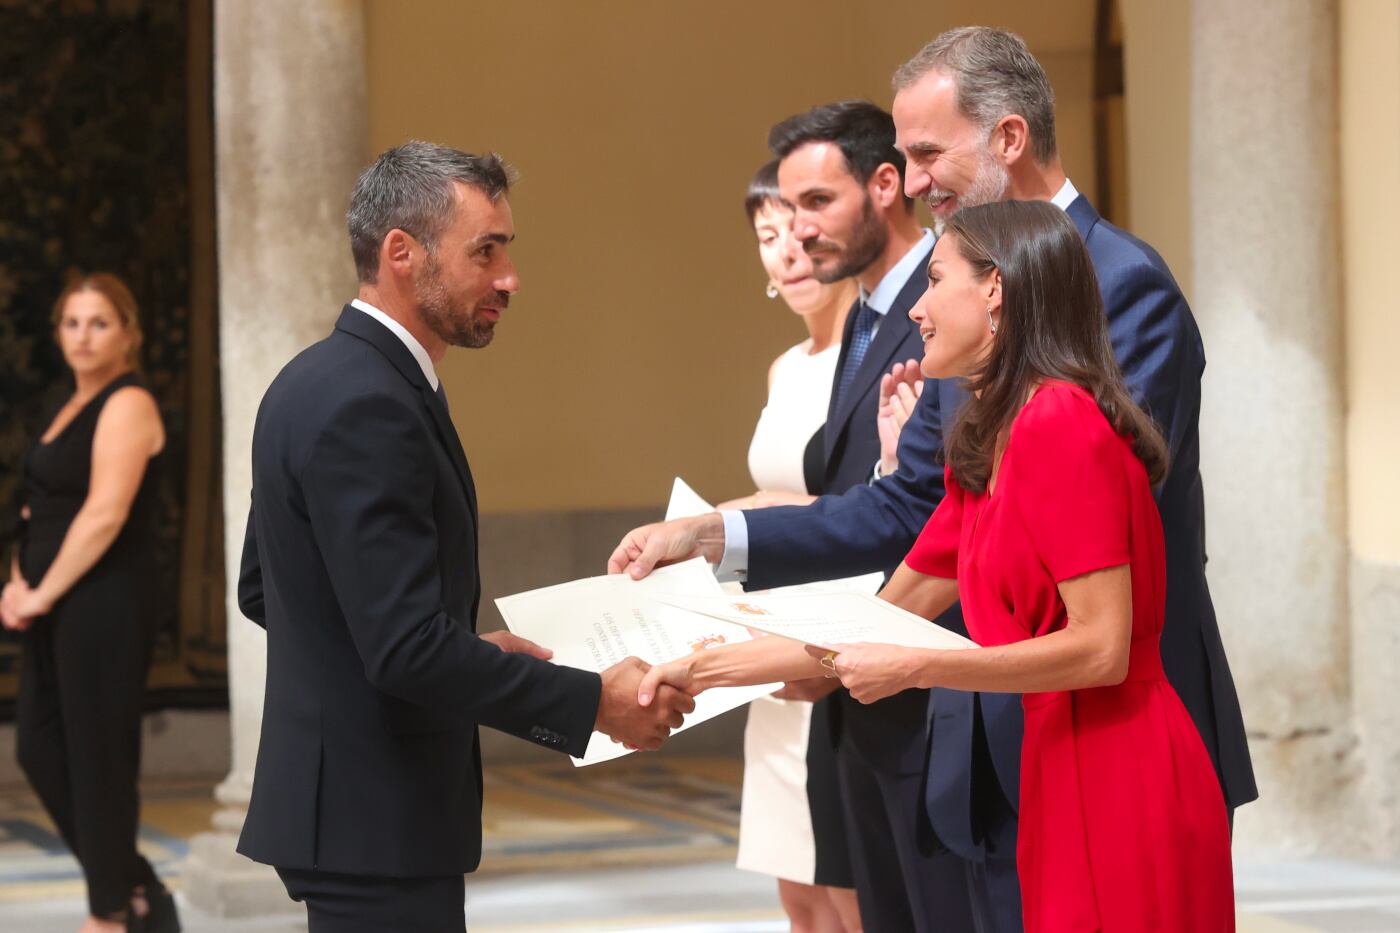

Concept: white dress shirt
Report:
left=1050, top=177, right=1080, bottom=212
left=715, top=182, right=1081, bottom=582
left=350, top=298, right=439, bottom=391
left=858, top=227, right=935, bottom=339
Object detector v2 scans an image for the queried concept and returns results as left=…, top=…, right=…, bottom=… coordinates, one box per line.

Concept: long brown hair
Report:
left=942, top=200, right=1167, bottom=492
left=50, top=272, right=144, bottom=373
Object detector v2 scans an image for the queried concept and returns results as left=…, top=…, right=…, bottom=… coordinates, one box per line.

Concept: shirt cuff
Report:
left=714, top=509, right=749, bottom=583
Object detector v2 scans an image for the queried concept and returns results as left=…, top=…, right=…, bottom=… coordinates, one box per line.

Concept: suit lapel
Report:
left=824, top=246, right=933, bottom=456
left=1065, top=194, right=1101, bottom=241
left=333, top=306, right=479, bottom=519
left=420, top=385, right=479, bottom=522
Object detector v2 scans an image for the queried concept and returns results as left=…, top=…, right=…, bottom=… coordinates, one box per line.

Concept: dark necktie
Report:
left=835, top=301, right=880, bottom=406
left=435, top=383, right=450, bottom=414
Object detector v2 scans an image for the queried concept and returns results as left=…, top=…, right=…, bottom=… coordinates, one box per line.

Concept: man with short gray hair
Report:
left=889, top=27, right=1254, bottom=931
left=236, top=141, right=695, bottom=931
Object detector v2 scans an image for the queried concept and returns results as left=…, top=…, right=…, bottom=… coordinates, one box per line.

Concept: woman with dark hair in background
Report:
left=2, top=274, right=179, bottom=933
left=722, top=161, right=863, bottom=932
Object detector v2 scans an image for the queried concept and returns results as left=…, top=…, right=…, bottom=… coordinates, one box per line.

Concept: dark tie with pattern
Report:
left=835, top=300, right=879, bottom=406
left=435, top=383, right=450, bottom=413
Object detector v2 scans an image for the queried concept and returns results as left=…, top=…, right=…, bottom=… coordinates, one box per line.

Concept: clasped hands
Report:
left=595, top=656, right=696, bottom=751
left=480, top=630, right=697, bottom=752
left=1, top=576, right=52, bottom=632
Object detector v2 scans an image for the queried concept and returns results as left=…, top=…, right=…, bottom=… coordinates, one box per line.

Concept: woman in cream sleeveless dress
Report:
left=724, top=161, right=862, bottom=932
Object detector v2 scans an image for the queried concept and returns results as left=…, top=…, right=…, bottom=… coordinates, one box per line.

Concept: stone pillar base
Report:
left=182, top=828, right=298, bottom=918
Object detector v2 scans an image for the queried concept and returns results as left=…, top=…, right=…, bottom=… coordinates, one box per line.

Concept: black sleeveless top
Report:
left=19, top=373, right=161, bottom=601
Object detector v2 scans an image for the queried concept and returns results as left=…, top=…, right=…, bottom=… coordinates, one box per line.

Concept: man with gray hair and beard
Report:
left=237, top=141, right=694, bottom=931
left=611, top=27, right=1255, bottom=933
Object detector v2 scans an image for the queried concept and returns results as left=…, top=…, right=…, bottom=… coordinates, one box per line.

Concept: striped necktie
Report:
left=835, top=300, right=880, bottom=406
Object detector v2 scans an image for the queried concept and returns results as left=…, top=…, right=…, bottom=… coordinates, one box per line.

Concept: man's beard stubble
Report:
left=809, top=194, right=888, bottom=284
left=927, top=147, right=1012, bottom=236
left=416, top=253, right=505, bottom=350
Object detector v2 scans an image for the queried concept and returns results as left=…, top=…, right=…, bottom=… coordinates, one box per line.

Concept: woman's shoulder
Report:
left=777, top=338, right=817, bottom=365
left=769, top=339, right=834, bottom=385
left=1010, top=381, right=1118, bottom=457
left=96, top=378, right=163, bottom=433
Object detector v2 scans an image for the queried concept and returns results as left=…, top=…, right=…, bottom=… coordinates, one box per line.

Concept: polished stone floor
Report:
left=6, top=856, right=1400, bottom=931
left=2, top=763, right=1398, bottom=931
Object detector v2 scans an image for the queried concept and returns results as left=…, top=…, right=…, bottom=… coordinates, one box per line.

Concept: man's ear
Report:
left=995, top=114, right=1032, bottom=168
left=380, top=229, right=417, bottom=280
left=869, top=162, right=905, bottom=210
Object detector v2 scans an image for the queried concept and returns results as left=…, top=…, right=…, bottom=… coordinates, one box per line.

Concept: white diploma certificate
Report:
left=495, top=558, right=778, bottom=766
left=664, top=476, right=714, bottom=521
left=652, top=590, right=978, bottom=652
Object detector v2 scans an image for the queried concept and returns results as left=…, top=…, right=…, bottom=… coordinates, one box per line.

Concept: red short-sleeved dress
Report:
left=906, top=382, right=1234, bottom=932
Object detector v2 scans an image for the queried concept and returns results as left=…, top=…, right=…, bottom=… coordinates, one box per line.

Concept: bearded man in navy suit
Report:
left=611, top=27, right=1255, bottom=933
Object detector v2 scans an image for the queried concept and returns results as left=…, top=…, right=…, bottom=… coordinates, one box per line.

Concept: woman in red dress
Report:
left=637, top=200, right=1235, bottom=931
left=823, top=200, right=1235, bottom=931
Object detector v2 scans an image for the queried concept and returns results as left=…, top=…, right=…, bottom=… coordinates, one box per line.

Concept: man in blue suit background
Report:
left=612, top=27, right=1256, bottom=933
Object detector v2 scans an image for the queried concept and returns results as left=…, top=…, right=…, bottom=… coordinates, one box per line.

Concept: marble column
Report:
left=1189, top=0, right=1355, bottom=850
left=1340, top=0, right=1400, bottom=858
left=182, top=0, right=366, bottom=915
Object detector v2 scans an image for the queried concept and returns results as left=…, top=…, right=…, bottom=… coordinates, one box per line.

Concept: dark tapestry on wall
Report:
left=0, top=0, right=225, bottom=716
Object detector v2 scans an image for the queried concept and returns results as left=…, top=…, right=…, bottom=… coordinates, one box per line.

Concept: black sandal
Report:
left=129, top=881, right=181, bottom=933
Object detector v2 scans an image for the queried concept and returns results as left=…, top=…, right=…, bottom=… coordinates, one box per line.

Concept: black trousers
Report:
left=965, top=856, right=1022, bottom=933
left=837, top=747, right=976, bottom=932
left=963, top=698, right=1023, bottom=933
left=277, top=867, right=466, bottom=932
left=15, top=609, right=156, bottom=918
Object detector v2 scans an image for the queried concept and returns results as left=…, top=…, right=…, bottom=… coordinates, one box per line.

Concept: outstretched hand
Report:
left=480, top=630, right=553, bottom=661
left=803, top=642, right=925, bottom=704
left=877, top=359, right=924, bottom=477
left=607, top=513, right=725, bottom=580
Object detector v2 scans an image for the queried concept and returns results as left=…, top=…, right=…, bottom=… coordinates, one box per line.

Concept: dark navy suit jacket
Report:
left=236, top=308, right=601, bottom=877
left=820, top=244, right=935, bottom=495
left=813, top=243, right=956, bottom=773
left=744, top=195, right=1257, bottom=864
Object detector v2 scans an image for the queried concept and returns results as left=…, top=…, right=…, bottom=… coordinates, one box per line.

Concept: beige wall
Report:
left=1341, top=0, right=1400, bottom=563
left=363, top=0, right=1097, bottom=512
left=1119, top=0, right=1192, bottom=297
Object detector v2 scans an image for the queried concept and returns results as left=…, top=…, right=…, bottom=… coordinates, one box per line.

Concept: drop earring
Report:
left=987, top=304, right=998, bottom=335
left=766, top=283, right=779, bottom=299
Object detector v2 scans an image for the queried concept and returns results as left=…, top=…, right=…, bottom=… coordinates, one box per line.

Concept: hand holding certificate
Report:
left=651, top=590, right=976, bottom=652
left=639, top=589, right=977, bottom=706
left=496, top=558, right=778, bottom=766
